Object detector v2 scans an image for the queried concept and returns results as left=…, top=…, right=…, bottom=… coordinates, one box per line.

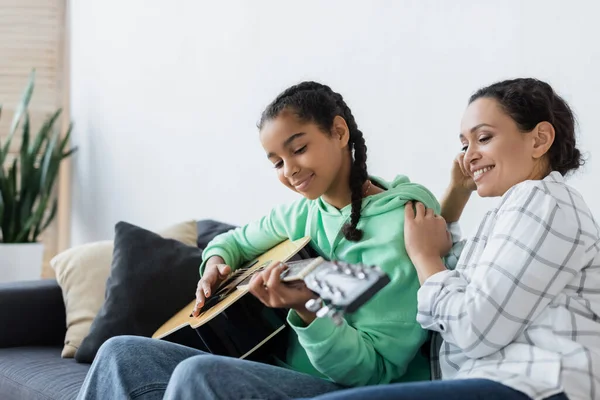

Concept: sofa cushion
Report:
left=75, top=221, right=205, bottom=363
left=0, top=346, right=89, bottom=400
left=0, top=279, right=66, bottom=348
left=196, top=219, right=237, bottom=248
left=51, top=220, right=198, bottom=358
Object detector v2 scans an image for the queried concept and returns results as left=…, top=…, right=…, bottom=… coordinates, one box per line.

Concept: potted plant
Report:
left=0, top=70, right=76, bottom=282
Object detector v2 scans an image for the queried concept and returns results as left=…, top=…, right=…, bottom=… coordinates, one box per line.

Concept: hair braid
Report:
left=334, top=95, right=368, bottom=241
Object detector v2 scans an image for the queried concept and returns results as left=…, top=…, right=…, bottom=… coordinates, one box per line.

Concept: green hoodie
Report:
left=201, top=175, right=439, bottom=387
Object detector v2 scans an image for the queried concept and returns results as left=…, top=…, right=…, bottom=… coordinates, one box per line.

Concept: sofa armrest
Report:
left=0, top=279, right=66, bottom=347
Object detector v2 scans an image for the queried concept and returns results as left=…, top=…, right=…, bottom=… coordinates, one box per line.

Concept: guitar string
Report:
left=211, top=266, right=257, bottom=297
left=207, top=259, right=310, bottom=299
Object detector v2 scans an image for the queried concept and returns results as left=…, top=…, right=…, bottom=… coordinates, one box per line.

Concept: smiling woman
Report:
left=308, top=78, right=599, bottom=400
left=459, top=79, right=583, bottom=197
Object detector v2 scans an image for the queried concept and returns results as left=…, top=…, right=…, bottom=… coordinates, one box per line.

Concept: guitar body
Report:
left=186, top=294, right=289, bottom=360
left=153, top=237, right=313, bottom=360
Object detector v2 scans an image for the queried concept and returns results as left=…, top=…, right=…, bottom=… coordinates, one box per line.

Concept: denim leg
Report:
left=163, top=353, right=343, bottom=400
left=304, top=378, right=570, bottom=400
left=77, top=335, right=204, bottom=400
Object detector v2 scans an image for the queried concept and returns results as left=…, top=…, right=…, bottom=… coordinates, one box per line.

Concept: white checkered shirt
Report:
left=418, top=171, right=600, bottom=400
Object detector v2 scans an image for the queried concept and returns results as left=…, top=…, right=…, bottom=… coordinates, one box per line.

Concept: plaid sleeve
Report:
left=444, top=222, right=465, bottom=271
left=417, top=184, right=591, bottom=359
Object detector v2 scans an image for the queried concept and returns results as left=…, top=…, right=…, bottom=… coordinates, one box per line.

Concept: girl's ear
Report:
left=332, top=115, right=350, bottom=148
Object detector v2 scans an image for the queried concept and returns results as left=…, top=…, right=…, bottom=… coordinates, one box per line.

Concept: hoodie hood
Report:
left=317, top=174, right=440, bottom=217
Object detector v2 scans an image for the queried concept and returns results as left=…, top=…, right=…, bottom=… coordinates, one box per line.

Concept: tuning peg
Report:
left=305, top=298, right=324, bottom=313
left=330, top=311, right=345, bottom=326
left=316, top=305, right=331, bottom=318
left=333, top=287, right=345, bottom=299
left=322, top=281, right=334, bottom=295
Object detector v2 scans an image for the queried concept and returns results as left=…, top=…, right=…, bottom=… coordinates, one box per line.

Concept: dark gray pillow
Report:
left=196, top=219, right=237, bottom=248
left=75, top=221, right=204, bottom=363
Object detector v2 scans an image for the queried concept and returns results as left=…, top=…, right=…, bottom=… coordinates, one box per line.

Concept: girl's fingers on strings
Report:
left=216, top=263, right=231, bottom=278
left=249, top=272, right=269, bottom=304
left=200, top=279, right=213, bottom=297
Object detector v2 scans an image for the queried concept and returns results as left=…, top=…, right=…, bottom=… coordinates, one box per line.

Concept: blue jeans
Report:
left=304, top=379, right=569, bottom=400
left=76, top=335, right=342, bottom=400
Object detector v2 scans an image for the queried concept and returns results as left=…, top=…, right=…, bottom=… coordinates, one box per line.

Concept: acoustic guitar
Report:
left=153, top=237, right=389, bottom=361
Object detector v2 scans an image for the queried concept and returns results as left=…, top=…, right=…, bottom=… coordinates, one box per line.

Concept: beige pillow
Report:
left=51, top=220, right=198, bottom=358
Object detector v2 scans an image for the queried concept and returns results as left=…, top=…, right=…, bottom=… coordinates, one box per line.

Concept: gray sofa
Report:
left=0, top=219, right=237, bottom=400
left=0, top=279, right=90, bottom=399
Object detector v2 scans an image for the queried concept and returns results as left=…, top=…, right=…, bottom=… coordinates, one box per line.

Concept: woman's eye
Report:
left=274, top=161, right=283, bottom=169
left=461, top=144, right=468, bottom=152
left=479, top=136, right=491, bottom=143
left=294, top=146, right=307, bottom=155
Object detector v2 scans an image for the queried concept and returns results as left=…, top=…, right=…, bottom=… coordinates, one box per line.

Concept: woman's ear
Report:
left=531, top=121, right=555, bottom=159
left=332, top=115, right=350, bottom=148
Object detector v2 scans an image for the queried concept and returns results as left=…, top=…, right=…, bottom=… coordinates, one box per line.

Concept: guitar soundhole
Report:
left=197, top=259, right=270, bottom=314
left=198, top=295, right=223, bottom=313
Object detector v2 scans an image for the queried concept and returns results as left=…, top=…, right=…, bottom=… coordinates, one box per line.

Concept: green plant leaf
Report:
left=1, top=70, right=76, bottom=243
left=34, top=197, right=57, bottom=241
left=40, top=128, right=59, bottom=195
left=21, top=111, right=30, bottom=155
left=0, top=108, right=5, bottom=164
left=62, top=147, right=78, bottom=159
left=0, top=151, right=9, bottom=241
left=59, top=122, right=73, bottom=153
left=3, top=70, right=35, bottom=156
left=19, top=112, right=31, bottom=197
left=30, top=109, right=62, bottom=157
left=15, top=194, right=49, bottom=243
left=7, top=158, right=18, bottom=242
left=19, top=166, right=40, bottom=238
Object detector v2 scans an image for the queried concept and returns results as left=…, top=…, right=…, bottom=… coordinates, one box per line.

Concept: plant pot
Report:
left=0, top=242, right=44, bottom=283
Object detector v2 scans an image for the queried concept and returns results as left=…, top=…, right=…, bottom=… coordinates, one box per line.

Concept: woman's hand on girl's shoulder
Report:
left=404, top=201, right=452, bottom=263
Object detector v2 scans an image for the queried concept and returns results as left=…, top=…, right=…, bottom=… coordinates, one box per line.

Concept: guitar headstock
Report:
left=280, top=257, right=390, bottom=325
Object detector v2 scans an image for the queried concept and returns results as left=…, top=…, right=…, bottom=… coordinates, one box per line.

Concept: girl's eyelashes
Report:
left=294, top=145, right=307, bottom=155
left=273, top=145, right=307, bottom=168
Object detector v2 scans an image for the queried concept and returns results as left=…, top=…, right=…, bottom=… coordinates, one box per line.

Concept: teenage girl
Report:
left=77, top=81, right=442, bottom=400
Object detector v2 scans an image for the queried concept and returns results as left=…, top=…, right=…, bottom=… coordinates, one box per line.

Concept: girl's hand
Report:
left=404, top=201, right=452, bottom=262
left=192, top=256, right=231, bottom=317
left=249, top=261, right=318, bottom=325
left=450, top=153, right=477, bottom=193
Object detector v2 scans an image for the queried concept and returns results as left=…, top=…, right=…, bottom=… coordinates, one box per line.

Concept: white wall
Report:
left=70, top=0, right=600, bottom=245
